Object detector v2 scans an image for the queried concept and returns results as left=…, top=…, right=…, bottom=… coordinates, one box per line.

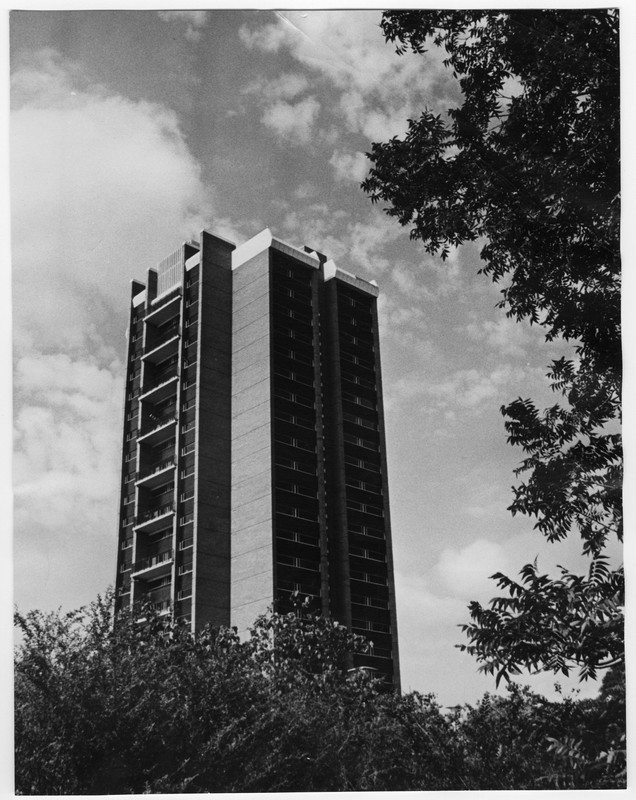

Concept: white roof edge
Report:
left=202, top=229, right=236, bottom=248
left=185, top=251, right=201, bottom=270
left=322, top=259, right=379, bottom=297
left=270, top=236, right=320, bottom=269
left=132, top=289, right=146, bottom=307
left=232, top=228, right=321, bottom=270
left=231, top=228, right=273, bottom=269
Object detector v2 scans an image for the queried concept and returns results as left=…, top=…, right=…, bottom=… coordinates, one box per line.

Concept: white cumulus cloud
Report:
left=11, top=49, right=222, bottom=354
left=261, top=96, right=320, bottom=144
left=239, top=10, right=459, bottom=142
left=157, top=10, right=209, bottom=41
left=329, top=149, right=369, bottom=183
left=10, top=49, right=239, bottom=613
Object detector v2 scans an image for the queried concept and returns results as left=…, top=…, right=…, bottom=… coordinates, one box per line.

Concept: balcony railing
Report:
left=145, top=291, right=181, bottom=324
left=140, top=375, right=179, bottom=403
left=149, top=599, right=171, bottom=615
left=138, top=459, right=175, bottom=482
left=134, top=503, right=174, bottom=530
left=138, top=417, right=177, bottom=443
left=134, top=549, right=173, bottom=573
left=143, top=334, right=180, bottom=365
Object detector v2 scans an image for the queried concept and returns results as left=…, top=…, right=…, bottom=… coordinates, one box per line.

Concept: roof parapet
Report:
left=232, top=228, right=320, bottom=270
left=322, top=259, right=379, bottom=297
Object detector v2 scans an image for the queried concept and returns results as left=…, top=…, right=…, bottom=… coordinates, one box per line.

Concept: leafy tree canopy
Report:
left=362, top=9, right=622, bottom=683
left=14, top=594, right=626, bottom=793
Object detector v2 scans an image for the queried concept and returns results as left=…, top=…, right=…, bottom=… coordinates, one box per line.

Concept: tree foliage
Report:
left=362, top=10, right=621, bottom=680
left=459, top=556, right=624, bottom=686
left=14, top=594, right=626, bottom=793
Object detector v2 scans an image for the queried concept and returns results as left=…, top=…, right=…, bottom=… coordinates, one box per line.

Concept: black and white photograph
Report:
left=11, top=6, right=624, bottom=793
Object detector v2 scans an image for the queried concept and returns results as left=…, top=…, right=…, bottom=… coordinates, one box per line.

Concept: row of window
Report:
left=277, top=554, right=319, bottom=572
left=346, top=499, right=383, bottom=517
left=350, top=569, right=387, bottom=586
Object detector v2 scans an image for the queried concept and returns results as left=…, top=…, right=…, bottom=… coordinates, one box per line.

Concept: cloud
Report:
left=329, top=149, right=369, bottom=183
left=278, top=204, right=406, bottom=279
left=157, top=10, right=208, bottom=41
left=466, top=316, right=538, bottom=359
left=10, top=49, right=240, bottom=612
left=239, top=11, right=460, bottom=142
left=11, top=49, right=229, bottom=355
left=14, top=353, right=123, bottom=610
left=436, top=539, right=513, bottom=600
left=238, top=19, right=290, bottom=53
left=245, top=72, right=310, bottom=102
left=427, top=364, right=536, bottom=411
left=260, top=96, right=320, bottom=144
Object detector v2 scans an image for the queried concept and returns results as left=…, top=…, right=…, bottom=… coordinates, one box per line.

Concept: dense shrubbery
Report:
left=14, top=595, right=625, bottom=793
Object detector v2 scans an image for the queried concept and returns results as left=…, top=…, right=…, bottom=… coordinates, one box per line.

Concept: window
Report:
left=275, top=411, right=314, bottom=430
left=350, top=545, right=385, bottom=562
left=278, top=481, right=316, bottom=499
left=277, top=554, right=318, bottom=571
left=344, top=433, right=377, bottom=451
left=350, top=569, right=386, bottom=586
left=275, top=368, right=313, bottom=386
left=352, top=619, right=390, bottom=634
left=276, top=503, right=318, bottom=522
left=350, top=594, right=388, bottom=609
left=277, top=529, right=317, bottom=546
left=347, top=500, right=383, bottom=516
left=274, top=389, right=314, bottom=409
left=349, top=523, right=384, bottom=539
left=343, top=412, right=377, bottom=430
left=343, top=391, right=375, bottom=410
left=275, top=457, right=315, bottom=475
left=275, top=433, right=315, bottom=453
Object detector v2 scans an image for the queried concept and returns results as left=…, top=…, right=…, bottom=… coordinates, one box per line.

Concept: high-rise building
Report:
left=115, top=228, right=400, bottom=687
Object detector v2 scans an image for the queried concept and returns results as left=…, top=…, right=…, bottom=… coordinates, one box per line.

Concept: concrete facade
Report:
left=115, top=228, right=400, bottom=688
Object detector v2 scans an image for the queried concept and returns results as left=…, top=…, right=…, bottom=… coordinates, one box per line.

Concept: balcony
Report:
left=143, top=334, right=180, bottom=366
left=146, top=599, right=171, bottom=616
left=137, top=417, right=177, bottom=446
left=134, top=502, right=175, bottom=533
left=136, top=459, right=175, bottom=489
left=132, top=549, right=174, bottom=580
left=145, top=293, right=181, bottom=326
left=140, top=375, right=179, bottom=404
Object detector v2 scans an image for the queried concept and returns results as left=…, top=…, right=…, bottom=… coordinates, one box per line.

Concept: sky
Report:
left=10, top=8, right=625, bottom=707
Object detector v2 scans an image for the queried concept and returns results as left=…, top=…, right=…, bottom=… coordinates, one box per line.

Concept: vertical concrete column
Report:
left=192, top=231, right=235, bottom=629
left=320, top=279, right=353, bottom=630
left=230, top=248, right=274, bottom=634
left=371, top=300, right=401, bottom=689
